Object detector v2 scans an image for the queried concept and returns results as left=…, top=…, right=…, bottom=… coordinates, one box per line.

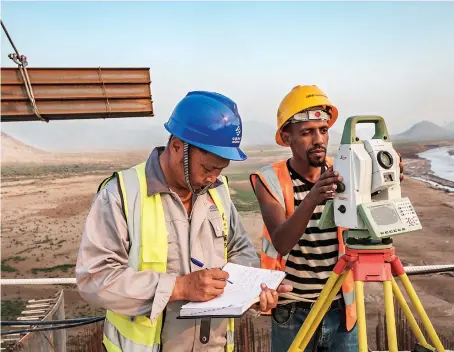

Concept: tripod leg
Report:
left=297, top=271, right=350, bottom=351
left=288, top=271, right=345, bottom=352
left=391, top=277, right=431, bottom=349
left=355, top=281, right=368, bottom=352
left=397, top=273, right=445, bottom=352
left=384, top=280, right=398, bottom=352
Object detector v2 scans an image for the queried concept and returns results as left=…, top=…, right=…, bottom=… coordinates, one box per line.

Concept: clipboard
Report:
left=176, top=313, right=245, bottom=319
left=175, top=263, right=287, bottom=343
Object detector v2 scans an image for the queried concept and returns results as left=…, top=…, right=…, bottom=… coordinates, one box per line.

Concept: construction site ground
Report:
left=1, top=136, right=453, bottom=349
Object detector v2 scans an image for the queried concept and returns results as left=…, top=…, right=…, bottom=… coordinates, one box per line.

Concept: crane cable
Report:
left=1, top=19, right=48, bottom=122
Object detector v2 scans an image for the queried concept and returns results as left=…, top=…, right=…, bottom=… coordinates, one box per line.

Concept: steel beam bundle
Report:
left=1, top=67, right=154, bottom=122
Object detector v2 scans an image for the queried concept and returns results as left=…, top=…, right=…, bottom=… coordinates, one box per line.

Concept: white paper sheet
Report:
left=180, top=263, right=286, bottom=315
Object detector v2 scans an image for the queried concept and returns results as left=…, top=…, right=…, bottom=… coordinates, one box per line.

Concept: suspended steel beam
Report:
left=2, top=83, right=152, bottom=101
left=2, top=98, right=153, bottom=121
left=1, top=67, right=154, bottom=122
left=1, top=67, right=152, bottom=85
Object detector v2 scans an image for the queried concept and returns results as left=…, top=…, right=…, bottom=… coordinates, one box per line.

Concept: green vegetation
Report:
left=231, top=189, right=260, bottom=213
left=1, top=256, right=26, bottom=272
left=70, top=303, right=106, bottom=318
left=226, top=168, right=260, bottom=213
left=1, top=163, right=124, bottom=180
left=31, top=264, right=76, bottom=274
left=224, top=171, right=254, bottom=183
left=1, top=261, right=17, bottom=272
left=1, top=299, right=27, bottom=320
left=6, top=256, right=26, bottom=262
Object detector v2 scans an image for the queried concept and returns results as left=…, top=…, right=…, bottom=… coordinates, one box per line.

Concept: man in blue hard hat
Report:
left=76, top=91, right=292, bottom=352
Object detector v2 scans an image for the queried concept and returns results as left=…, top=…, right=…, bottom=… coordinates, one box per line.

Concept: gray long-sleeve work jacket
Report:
left=76, top=147, right=259, bottom=351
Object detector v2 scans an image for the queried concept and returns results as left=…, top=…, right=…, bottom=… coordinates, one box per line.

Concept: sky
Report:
left=1, top=1, right=454, bottom=150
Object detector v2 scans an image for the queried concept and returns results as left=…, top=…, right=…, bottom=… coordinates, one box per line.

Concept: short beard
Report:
left=307, top=156, right=326, bottom=167
left=306, top=146, right=327, bottom=167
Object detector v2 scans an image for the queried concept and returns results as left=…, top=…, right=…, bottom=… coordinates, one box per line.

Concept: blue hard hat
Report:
left=164, top=91, right=247, bottom=161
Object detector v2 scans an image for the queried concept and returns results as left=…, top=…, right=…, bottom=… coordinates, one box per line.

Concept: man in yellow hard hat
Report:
left=249, top=85, right=404, bottom=351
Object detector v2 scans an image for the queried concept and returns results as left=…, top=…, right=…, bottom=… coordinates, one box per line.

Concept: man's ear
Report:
left=169, top=136, right=183, bottom=153
left=281, top=130, right=291, bottom=146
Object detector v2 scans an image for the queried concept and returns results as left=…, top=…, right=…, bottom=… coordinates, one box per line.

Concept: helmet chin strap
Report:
left=183, top=142, right=211, bottom=196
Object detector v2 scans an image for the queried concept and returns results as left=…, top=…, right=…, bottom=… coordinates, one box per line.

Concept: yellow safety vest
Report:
left=98, top=162, right=235, bottom=352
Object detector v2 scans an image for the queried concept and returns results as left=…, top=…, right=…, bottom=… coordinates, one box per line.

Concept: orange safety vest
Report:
left=249, top=157, right=357, bottom=331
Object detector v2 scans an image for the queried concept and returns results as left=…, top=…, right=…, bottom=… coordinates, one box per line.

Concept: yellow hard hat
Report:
left=275, top=85, right=338, bottom=146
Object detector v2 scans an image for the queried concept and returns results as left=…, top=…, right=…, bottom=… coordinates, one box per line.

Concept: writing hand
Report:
left=170, top=268, right=230, bottom=302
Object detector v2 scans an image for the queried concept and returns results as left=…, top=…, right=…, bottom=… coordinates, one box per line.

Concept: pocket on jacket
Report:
left=271, top=304, right=295, bottom=326
left=207, top=215, right=227, bottom=261
left=207, top=215, right=224, bottom=238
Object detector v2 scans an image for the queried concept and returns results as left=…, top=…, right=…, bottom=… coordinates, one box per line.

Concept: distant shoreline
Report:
left=401, top=143, right=454, bottom=192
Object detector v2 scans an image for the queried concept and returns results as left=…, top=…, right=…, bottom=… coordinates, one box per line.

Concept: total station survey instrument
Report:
left=288, top=116, right=446, bottom=352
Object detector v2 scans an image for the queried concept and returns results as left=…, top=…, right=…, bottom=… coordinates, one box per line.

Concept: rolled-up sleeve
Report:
left=226, top=201, right=260, bottom=268
left=76, top=178, right=176, bottom=320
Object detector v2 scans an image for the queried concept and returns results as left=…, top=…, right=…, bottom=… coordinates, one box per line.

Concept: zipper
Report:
left=168, top=190, right=200, bottom=271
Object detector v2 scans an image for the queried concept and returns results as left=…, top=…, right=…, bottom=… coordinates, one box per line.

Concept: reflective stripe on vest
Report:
left=208, top=176, right=235, bottom=352
left=250, top=158, right=357, bottom=331
left=99, top=162, right=235, bottom=351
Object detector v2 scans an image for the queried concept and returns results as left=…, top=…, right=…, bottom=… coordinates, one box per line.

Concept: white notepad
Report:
left=179, top=263, right=286, bottom=318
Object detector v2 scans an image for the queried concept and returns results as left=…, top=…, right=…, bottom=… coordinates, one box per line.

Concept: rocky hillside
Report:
left=392, top=120, right=454, bottom=141
left=1, top=132, right=50, bottom=164
left=446, top=121, right=454, bottom=133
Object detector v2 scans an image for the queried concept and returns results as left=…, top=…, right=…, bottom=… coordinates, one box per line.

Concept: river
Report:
left=415, top=146, right=454, bottom=192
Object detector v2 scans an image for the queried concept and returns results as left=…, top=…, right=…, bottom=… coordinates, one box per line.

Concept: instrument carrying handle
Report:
left=340, top=115, right=390, bottom=144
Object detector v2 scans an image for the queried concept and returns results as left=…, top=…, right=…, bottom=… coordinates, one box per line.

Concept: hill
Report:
left=392, top=120, right=454, bottom=141
left=446, top=121, right=454, bottom=133
left=1, top=132, right=49, bottom=163
left=1, top=119, right=168, bottom=153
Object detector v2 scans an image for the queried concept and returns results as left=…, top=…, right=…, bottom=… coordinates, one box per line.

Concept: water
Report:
left=412, top=176, right=454, bottom=192
left=417, top=146, right=454, bottom=182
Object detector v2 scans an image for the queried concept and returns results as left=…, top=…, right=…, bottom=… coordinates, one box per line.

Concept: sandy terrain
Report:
left=1, top=136, right=454, bottom=347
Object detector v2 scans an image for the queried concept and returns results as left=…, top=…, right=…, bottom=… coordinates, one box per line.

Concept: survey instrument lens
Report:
left=377, top=151, right=393, bottom=169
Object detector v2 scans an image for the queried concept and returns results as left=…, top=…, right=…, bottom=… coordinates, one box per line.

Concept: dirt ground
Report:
left=1, top=138, right=454, bottom=347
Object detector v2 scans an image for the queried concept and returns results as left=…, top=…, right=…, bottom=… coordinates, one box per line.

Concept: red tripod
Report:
left=288, top=242, right=446, bottom=352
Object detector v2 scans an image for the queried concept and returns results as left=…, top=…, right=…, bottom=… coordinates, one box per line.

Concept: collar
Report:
left=145, top=146, right=223, bottom=197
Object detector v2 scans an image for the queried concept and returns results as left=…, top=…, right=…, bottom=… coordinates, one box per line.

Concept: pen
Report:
left=190, top=257, right=233, bottom=284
